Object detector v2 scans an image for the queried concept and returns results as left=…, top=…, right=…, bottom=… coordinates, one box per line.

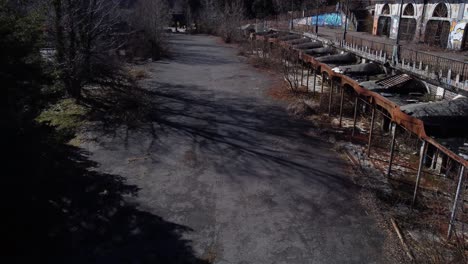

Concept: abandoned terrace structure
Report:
left=246, top=1, right=468, bottom=240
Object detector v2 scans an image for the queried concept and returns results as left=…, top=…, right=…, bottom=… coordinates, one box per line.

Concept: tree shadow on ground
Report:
left=4, top=122, right=209, bottom=264
left=80, top=75, right=359, bottom=196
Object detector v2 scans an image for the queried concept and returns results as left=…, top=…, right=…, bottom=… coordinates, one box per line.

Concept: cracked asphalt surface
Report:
left=82, top=35, right=392, bottom=263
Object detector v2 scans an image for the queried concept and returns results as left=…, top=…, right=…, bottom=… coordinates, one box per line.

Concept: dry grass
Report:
left=128, top=68, right=148, bottom=80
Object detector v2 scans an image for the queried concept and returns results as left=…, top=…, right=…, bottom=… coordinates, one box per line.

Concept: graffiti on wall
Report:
left=448, top=21, right=466, bottom=49
left=294, top=13, right=342, bottom=27
left=295, top=17, right=308, bottom=25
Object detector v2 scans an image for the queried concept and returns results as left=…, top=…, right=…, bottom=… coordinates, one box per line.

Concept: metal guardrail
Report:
left=249, top=5, right=468, bottom=85
left=342, top=34, right=468, bottom=83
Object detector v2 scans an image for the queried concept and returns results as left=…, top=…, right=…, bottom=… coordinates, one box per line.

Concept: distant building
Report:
left=373, top=1, right=468, bottom=50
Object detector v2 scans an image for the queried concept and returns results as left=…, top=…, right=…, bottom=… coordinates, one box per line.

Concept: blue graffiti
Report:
left=308, top=13, right=342, bottom=27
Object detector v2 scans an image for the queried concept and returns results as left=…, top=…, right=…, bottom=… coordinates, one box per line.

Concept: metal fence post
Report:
left=462, top=63, right=466, bottom=82
left=412, top=140, right=428, bottom=207
left=352, top=96, right=359, bottom=136
left=328, top=80, right=333, bottom=116
left=447, top=166, right=466, bottom=239
left=313, top=68, right=317, bottom=95
left=387, top=123, right=397, bottom=177
left=339, top=85, right=345, bottom=127
left=367, top=105, right=376, bottom=156
left=320, top=72, right=324, bottom=94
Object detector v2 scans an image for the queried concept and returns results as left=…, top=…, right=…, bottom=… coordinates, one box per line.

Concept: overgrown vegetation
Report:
left=133, top=0, right=171, bottom=59
left=3, top=0, right=185, bottom=261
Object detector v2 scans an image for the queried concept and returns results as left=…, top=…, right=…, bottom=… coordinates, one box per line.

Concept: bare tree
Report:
left=197, top=0, right=244, bottom=43
left=133, top=0, right=171, bottom=60
left=51, top=0, right=122, bottom=100
left=198, top=0, right=221, bottom=34
left=219, top=0, right=244, bottom=43
left=281, top=49, right=301, bottom=91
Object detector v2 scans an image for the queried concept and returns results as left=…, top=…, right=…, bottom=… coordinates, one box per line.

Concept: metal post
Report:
left=320, top=73, right=324, bottom=94
left=339, top=85, right=345, bottom=126
left=387, top=123, right=397, bottom=177
left=315, top=2, right=319, bottom=35
left=462, top=63, right=466, bottom=81
left=301, top=63, right=304, bottom=86
left=367, top=105, right=376, bottom=156
left=448, top=166, right=466, bottom=239
left=306, top=66, right=310, bottom=88
left=343, top=0, right=350, bottom=41
left=393, top=0, right=404, bottom=63
left=290, top=0, right=294, bottom=30
left=412, top=140, right=428, bottom=207
left=431, top=149, right=439, bottom=170
left=328, top=80, right=333, bottom=116
left=352, top=96, right=359, bottom=136
left=313, top=69, right=317, bottom=95
left=255, top=40, right=259, bottom=56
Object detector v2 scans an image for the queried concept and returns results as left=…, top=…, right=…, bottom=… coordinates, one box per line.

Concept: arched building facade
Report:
left=372, top=1, right=468, bottom=50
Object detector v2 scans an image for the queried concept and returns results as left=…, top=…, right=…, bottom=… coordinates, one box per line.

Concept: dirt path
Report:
left=81, top=34, right=395, bottom=263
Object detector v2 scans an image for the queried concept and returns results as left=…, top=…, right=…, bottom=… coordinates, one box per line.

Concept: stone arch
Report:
left=403, top=4, right=415, bottom=16
left=400, top=3, right=417, bottom=41
left=381, top=4, right=390, bottom=15
left=432, top=3, right=448, bottom=18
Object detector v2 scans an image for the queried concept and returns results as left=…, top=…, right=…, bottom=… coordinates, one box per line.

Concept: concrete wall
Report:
left=373, top=2, right=468, bottom=50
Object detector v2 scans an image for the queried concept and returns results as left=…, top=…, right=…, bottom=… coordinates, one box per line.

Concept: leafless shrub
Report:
left=219, top=0, right=244, bottom=43
left=50, top=0, right=123, bottom=100
left=133, top=0, right=171, bottom=60
left=281, top=49, right=302, bottom=91
left=198, top=0, right=244, bottom=43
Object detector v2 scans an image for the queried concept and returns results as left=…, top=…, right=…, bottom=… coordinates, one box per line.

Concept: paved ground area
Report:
left=82, top=34, right=394, bottom=263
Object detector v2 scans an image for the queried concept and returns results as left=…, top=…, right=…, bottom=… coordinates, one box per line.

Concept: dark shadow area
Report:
left=80, top=73, right=360, bottom=198
left=4, top=122, right=209, bottom=264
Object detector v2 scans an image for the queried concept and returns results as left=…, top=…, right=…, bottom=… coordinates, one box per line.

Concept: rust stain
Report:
left=258, top=35, right=468, bottom=167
